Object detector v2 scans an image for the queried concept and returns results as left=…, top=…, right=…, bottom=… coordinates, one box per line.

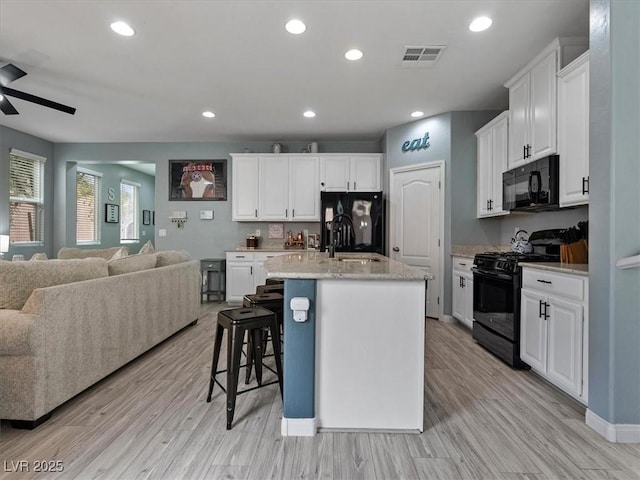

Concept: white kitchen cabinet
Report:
left=232, top=155, right=260, bottom=220
left=231, top=153, right=323, bottom=221
left=260, top=156, right=290, bottom=220
left=320, top=154, right=382, bottom=192
left=226, top=252, right=255, bottom=303
left=505, top=37, right=588, bottom=169
left=289, top=155, right=320, bottom=220
left=451, top=257, right=474, bottom=329
left=520, top=267, right=588, bottom=403
left=225, top=251, right=287, bottom=303
left=558, top=52, right=590, bottom=207
left=476, top=111, right=509, bottom=218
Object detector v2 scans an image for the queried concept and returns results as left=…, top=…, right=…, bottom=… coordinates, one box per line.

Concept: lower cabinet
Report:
left=520, top=267, right=588, bottom=403
left=452, top=257, right=474, bottom=329
left=225, top=251, right=287, bottom=303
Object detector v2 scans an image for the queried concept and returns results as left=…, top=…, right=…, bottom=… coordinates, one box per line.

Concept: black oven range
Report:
left=471, top=250, right=560, bottom=368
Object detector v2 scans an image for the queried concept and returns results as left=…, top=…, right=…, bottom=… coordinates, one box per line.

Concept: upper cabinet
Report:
left=504, top=37, right=588, bottom=170
left=231, top=153, right=381, bottom=221
left=476, top=111, right=509, bottom=218
left=558, top=52, right=590, bottom=208
left=232, top=153, right=320, bottom=222
left=320, top=154, right=382, bottom=192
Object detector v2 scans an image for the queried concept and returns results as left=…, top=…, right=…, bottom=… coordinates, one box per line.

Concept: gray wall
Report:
left=54, top=140, right=380, bottom=259
left=500, top=207, right=589, bottom=243
left=0, top=126, right=55, bottom=259
left=589, top=0, right=640, bottom=426
left=64, top=162, right=155, bottom=251
left=383, top=111, right=502, bottom=315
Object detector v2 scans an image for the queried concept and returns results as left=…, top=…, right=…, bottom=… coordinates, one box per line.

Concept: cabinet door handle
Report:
left=536, top=279, right=552, bottom=284
left=489, top=199, right=493, bottom=211
left=237, top=255, right=245, bottom=258
left=526, top=144, right=532, bottom=158
left=544, top=302, right=550, bottom=320
left=255, top=209, right=258, bottom=218
left=582, top=176, right=589, bottom=195
left=486, top=199, right=490, bottom=211
left=292, top=209, right=295, bottom=218
left=523, top=145, right=527, bottom=159
left=459, top=262, right=467, bottom=266
left=285, top=209, right=288, bottom=217
left=354, top=181, right=357, bottom=190
left=462, top=277, right=465, bottom=288
left=347, top=181, right=350, bottom=191
left=539, top=299, right=544, bottom=319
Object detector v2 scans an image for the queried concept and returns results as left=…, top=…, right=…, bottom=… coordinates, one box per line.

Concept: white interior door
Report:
left=389, top=163, right=443, bottom=319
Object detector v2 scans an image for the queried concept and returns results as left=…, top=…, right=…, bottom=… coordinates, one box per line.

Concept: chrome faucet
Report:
left=327, top=213, right=354, bottom=258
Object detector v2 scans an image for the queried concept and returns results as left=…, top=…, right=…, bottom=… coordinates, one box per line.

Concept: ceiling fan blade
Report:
left=0, top=94, right=19, bottom=114
left=1, top=86, right=76, bottom=115
left=0, top=63, right=27, bottom=86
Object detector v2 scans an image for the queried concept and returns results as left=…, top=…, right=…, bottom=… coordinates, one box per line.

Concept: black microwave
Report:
left=503, top=155, right=560, bottom=212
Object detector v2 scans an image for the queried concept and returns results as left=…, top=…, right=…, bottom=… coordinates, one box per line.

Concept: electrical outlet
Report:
left=303, top=229, right=309, bottom=238
left=159, top=229, right=167, bottom=237
left=255, top=229, right=261, bottom=237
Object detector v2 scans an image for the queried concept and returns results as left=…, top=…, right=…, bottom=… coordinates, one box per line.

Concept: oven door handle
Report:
left=471, top=268, right=513, bottom=281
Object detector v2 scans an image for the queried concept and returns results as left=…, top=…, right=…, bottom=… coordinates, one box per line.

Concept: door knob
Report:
left=392, top=247, right=400, bottom=252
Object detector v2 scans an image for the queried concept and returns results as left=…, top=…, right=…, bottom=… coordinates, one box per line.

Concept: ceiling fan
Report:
left=0, top=63, right=76, bottom=115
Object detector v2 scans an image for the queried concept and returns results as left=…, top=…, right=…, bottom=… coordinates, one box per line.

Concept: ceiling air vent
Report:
left=401, top=46, right=446, bottom=67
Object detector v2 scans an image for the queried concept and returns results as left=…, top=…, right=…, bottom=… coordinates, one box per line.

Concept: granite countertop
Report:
left=228, top=245, right=305, bottom=252
left=520, top=262, right=589, bottom=276
left=451, top=245, right=511, bottom=258
left=264, top=251, right=433, bottom=281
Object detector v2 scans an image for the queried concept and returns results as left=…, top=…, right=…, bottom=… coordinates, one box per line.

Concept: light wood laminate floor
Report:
left=1, top=302, right=639, bottom=480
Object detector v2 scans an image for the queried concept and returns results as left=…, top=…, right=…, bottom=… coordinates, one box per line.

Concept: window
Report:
left=120, top=179, right=140, bottom=242
left=76, top=167, right=102, bottom=244
left=9, top=149, right=46, bottom=245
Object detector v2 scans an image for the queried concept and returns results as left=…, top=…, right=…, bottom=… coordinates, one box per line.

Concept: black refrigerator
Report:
left=320, top=191, right=385, bottom=254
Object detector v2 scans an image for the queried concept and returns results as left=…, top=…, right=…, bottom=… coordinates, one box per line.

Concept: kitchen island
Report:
left=263, top=251, right=432, bottom=436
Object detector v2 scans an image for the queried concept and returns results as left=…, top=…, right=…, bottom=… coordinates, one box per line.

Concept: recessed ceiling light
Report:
left=110, top=21, right=135, bottom=36
left=285, top=19, right=306, bottom=34
left=411, top=111, right=424, bottom=118
left=469, top=16, right=492, bottom=32
left=345, top=49, right=364, bottom=61
left=303, top=110, right=316, bottom=118
left=202, top=111, right=215, bottom=118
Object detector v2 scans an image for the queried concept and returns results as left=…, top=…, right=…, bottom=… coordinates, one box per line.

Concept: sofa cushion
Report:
left=138, top=240, right=155, bottom=255
left=57, top=246, right=129, bottom=260
left=109, top=247, right=129, bottom=260
left=108, top=254, right=157, bottom=276
left=0, top=258, right=109, bottom=310
left=30, top=253, right=48, bottom=261
left=154, top=250, right=191, bottom=267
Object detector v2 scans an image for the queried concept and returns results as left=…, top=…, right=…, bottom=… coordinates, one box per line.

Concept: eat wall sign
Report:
left=402, top=132, right=430, bottom=152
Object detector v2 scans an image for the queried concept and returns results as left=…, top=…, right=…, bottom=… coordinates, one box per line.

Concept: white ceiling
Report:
left=0, top=0, right=589, bottom=144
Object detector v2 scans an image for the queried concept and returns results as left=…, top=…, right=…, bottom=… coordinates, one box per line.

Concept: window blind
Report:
left=9, top=150, right=45, bottom=244
left=76, top=168, right=102, bottom=244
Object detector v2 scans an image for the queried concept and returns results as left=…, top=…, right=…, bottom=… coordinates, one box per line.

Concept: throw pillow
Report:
left=0, top=258, right=109, bottom=310
left=138, top=240, right=155, bottom=255
left=30, top=253, right=48, bottom=261
left=109, top=247, right=129, bottom=260
left=108, top=254, right=157, bottom=276
left=154, top=250, right=191, bottom=267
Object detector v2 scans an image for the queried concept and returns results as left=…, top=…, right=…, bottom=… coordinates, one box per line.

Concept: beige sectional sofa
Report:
left=0, top=251, right=201, bottom=428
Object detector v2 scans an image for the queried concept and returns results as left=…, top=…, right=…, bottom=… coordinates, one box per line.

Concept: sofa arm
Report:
left=0, top=310, right=43, bottom=356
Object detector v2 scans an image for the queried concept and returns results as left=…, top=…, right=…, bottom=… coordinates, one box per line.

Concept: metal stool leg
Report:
left=252, top=328, right=264, bottom=386
left=206, top=323, right=225, bottom=402
left=245, top=330, right=253, bottom=384
left=269, top=318, right=284, bottom=398
left=226, top=324, right=245, bottom=430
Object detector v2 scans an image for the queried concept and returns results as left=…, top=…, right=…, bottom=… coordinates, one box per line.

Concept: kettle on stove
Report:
left=511, top=229, right=533, bottom=254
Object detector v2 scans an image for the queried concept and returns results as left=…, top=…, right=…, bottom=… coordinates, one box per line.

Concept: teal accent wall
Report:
left=64, top=163, right=155, bottom=251
left=283, top=279, right=316, bottom=419
left=53, top=140, right=380, bottom=258
left=0, top=126, right=55, bottom=259
left=589, top=0, right=640, bottom=426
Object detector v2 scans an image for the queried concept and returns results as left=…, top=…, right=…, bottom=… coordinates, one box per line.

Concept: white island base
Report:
left=315, top=278, right=425, bottom=432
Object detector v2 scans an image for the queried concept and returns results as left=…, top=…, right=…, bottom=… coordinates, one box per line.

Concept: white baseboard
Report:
left=281, top=417, right=316, bottom=436
left=586, top=409, right=640, bottom=443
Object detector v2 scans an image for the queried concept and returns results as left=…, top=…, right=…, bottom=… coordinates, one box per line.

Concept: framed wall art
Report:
left=142, top=209, right=151, bottom=225
left=105, top=204, right=119, bottom=223
left=169, top=160, right=227, bottom=201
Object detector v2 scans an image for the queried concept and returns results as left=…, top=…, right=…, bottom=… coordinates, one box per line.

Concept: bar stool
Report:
left=256, top=283, right=284, bottom=295
left=206, top=307, right=283, bottom=430
left=242, top=292, right=284, bottom=384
